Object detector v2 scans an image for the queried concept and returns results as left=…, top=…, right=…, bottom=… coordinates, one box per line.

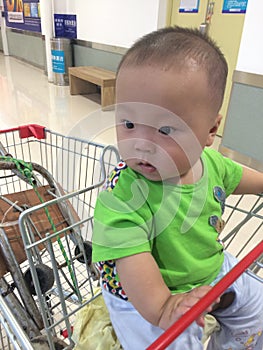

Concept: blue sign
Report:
left=222, top=0, right=248, bottom=13
left=54, top=14, right=77, bottom=39
left=179, top=0, right=200, bottom=13
left=52, top=50, right=65, bottom=74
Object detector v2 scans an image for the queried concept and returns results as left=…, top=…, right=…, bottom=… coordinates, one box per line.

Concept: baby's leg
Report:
left=207, top=254, right=263, bottom=350
left=102, top=288, right=204, bottom=350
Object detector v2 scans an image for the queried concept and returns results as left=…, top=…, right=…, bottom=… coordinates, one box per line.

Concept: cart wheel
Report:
left=24, top=264, right=54, bottom=295
left=74, top=241, right=92, bottom=265
left=31, top=335, right=67, bottom=350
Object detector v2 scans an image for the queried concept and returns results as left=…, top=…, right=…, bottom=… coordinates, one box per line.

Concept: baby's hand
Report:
left=159, top=285, right=220, bottom=330
left=176, top=286, right=220, bottom=327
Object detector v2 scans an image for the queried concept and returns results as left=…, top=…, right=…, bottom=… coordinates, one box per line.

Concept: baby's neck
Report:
left=180, top=158, right=203, bottom=185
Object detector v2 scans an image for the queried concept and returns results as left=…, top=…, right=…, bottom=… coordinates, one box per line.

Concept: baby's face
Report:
left=115, top=65, right=218, bottom=183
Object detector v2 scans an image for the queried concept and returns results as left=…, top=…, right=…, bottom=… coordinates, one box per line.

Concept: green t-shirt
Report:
left=92, top=148, right=243, bottom=297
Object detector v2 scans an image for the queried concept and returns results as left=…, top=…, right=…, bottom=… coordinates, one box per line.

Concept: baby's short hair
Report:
left=118, top=26, right=228, bottom=112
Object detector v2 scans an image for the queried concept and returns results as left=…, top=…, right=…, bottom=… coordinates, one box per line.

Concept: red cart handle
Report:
left=147, top=240, right=263, bottom=350
left=0, top=124, right=46, bottom=140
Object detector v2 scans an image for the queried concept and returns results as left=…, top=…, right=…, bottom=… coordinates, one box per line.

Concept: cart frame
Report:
left=0, top=124, right=119, bottom=350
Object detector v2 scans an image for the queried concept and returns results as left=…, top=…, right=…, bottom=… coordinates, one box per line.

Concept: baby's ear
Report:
left=206, top=114, right=222, bottom=146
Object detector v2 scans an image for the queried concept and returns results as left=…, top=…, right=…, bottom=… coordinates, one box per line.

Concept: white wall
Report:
left=53, top=0, right=166, bottom=48
left=54, top=0, right=75, bottom=14
left=236, top=0, right=263, bottom=75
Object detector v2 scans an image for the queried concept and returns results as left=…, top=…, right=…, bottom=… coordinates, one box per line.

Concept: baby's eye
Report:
left=158, top=126, right=174, bottom=135
left=123, top=120, right=135, bottom=129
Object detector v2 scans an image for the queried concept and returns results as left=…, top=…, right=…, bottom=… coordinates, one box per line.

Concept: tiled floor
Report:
left=0, top=53, right=117, bottom=145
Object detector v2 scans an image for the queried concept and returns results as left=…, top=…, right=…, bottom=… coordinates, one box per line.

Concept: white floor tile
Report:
left=0, top=53, right=117, bottom=145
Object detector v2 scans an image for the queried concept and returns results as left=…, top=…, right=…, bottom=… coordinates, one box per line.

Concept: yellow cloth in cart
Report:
left=72, top=287, right=219, bottom=348
left=72, top=289, right=122, bottom=350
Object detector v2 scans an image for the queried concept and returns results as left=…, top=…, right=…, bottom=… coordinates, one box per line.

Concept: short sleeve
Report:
left=92, top=175, right=153, bottom=263
left=203, top=148, right=243, bottom=197
left=221, top=156, right=243, bottom=196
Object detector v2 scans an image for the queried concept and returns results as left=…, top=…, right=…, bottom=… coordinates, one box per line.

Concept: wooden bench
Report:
left=68, top=66, right=116, bottom=109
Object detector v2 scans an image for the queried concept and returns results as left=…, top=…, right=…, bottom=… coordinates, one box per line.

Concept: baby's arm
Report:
left=233, top=167, right=263, bottom=195
left=116, top=252, right=218, bottom=330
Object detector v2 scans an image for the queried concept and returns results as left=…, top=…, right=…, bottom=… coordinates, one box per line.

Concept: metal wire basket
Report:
left=0, top=124, right=119, bottom=350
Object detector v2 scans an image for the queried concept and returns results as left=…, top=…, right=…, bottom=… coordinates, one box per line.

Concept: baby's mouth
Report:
left=138, top=161, right=157, bottom=173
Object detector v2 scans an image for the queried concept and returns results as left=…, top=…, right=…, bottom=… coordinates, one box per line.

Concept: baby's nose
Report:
left=134, top=138, right=156, bottom=154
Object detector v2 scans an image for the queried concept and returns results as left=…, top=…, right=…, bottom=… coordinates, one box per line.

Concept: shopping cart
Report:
left=0, top=124, right=120, bottom=350
left=148, top=193, right=263, bottom=349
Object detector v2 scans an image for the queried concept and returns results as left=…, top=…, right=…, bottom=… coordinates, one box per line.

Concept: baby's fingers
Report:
left=191, top=286, right=221, bottom=305
left=188, top=286, right=221, bottom=326
left=196, top=314, right=206, bottom=328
